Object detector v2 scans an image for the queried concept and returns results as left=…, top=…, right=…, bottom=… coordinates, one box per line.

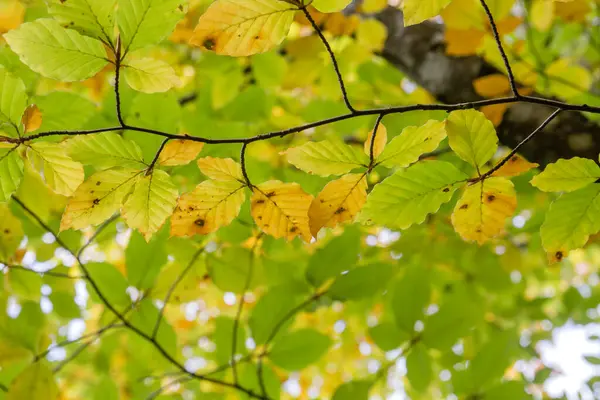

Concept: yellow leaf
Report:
left=61, top=168, right=142, bottom=231
left=251, top=181, right=313, bottom=242
left=21, top=105, right=42, bottom=133
left=189, top=0, right=298, bottom=56
left=473, top=74, right=511, bottom=98
left=122, top=170, right=179, bottom=241
left=0, top=203, right=23, bottom=261
left=122, top=57, right=181, bottom=94
left=159, top=140, right=204, bottom=166
left=364, top=122, right=387, bottom=159
left=308, top=173, right=367, bottom=237
left=480, top=104, right=508, bottom=126
left=403, top=0, right=452, bottom=26
left=442, top=0, right=484, bottom=30
left=491, top=154, right=538, bottom=178
left=171, top=180, right=246, bottom=236
left=451, top=177, right=517, bottom=244
left=444, top=29, right=485, bottom=56
left=26, top=142, right=84, bottom=196
left=197, top=157, right=244, bottom=182
left=0, top=0, right=24, bottom=34
left=0, top=340, right=31, bottom=367
left=555, top=0, right=591, bottom=22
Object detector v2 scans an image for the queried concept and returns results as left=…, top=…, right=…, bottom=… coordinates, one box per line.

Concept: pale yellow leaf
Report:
left=403, top=0, right=452, bottom=26
left=122, top=169, right=179, bottom=241
left=60, top=168, right=142, bottom=231
left=197, top=157, right=244, bottom=182
left=122, top=57, right=181, bottom=93
left=189, top=0, right=297, bottom=57
left=251, top=181, right=313, bottom=242
left=21, top=104, right=42, bottom=133
left=309, top=173, right=367, bottom=237
left=159, top=140, right=204, bottom=166
left=364, top=123, right=387, bottom=159
left=26, top=142, right=84, bottom=196
left=451, top=177, right=517, bottom=244
left=491, top=154, right=538, bottom=178
left=171, top=180, right=246, bottom=236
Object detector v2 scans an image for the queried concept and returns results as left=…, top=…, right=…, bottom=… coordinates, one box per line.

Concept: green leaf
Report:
left=585, top=355, right=600, bottom=365
left=60, top=168, right=141, bottom=231
left=329, top=263, right=395, bottom=300
left=122, top=56, right=181, bottom=93
left=406, top=343, right=432, bottom=392
left=122, top=169, right=179, bottom=241
left=0, top=66, right=27, bottom=137
left=125, top=229, right=168, bottom=290
left=312, top=0, right=353, bottom=13
left=359, top=160, right=468, bottom=229
left=540, top=185, right=600, bottom=257
left=484, top=381, right=529, bottom=400
left=26, top=141, right=84, bottom=196
left=34, top=92, right=96, bottom=132
left=7, top=361, right=58, bottom=400
left=49, top=291, right=81, bottom=319
left=213, top=316, right=247, bottom=365
left=377, top=120, right=447, bottom=168
left=284, top=139, right=369, bottom=177
left=239, top=363, right=280, bottom=400
left=0, top=204, right=23, bottom=261
left=368, top=322, right=409, bottom=352
left=0, top=147, right=24, bottom=202
left=4, top=19, right=109, bottom=81
left=392, top=264, right=431, bottom=333
left=47, top=0, right=117, bottom=44
left=6, top=268, right=42, bottom=301
left=207, top=247, right=260, bottom=294
left=0, top=301, right=46, bottom=353
left=403, top=0, right=452, bottom=26
left=530, top=157, right=600, bottom=192
left=332, top=380, right=372, bottom=400
left=117, top=0, right=186, bottom=55
left=306, top=227, right=361, bottom=287
left=86, top=262, right=131, bottom=308
left=66, top=132, right=146, bottom=169
left=446, top=109, right=498, bottom=170
left=128, top=299, right=177, bottom=355
left=268, top=329, right=331, bottom=371
left=467, top=330, right=517, bottom=390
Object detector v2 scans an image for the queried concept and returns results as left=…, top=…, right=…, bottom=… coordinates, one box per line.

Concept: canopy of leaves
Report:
left=0, top=0, right=599, bottom=399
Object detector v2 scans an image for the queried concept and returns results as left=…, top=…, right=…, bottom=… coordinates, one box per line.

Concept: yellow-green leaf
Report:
left=122, top=57, right=181, bottom=94
left=66, top=132, right=145, bottom=169
left=27, top=141, right=84, bottom=196
left=251, top=181, right=313, bottom=242
left=446, top=109, right=498, bottom=170
left=60, top=168, right=141, bottom=231
left=451, top=177, right=517, bottom=244
left=0, top=146, right=24, bottom=202
left=7, top=361, right=58, bottom=400
left=47, top=0, right=116, bottom=44
left=190, top=0, right=297, bottom=57
left=4, top=19, right=109, bottom=82
left=359, top=160, right=468, bottom=229
left=540, top=184, right=600, bottom=262
left=284, top=139, right=369, bottom=177
left=0, top=66, right=27, bottom=137
left=309, top=173, right=367, bottom=237
left=530, top=157, right=600, bottom=193
left=377, top=120, right=447, bottom=168
left=0, top=203, right=23, bottom=261
left=171, top=180, right=246, bottom=236
left=197, top=157, right=244, bottom=182
left=159, top=140, right=204, bottom=166
left=312, top=0, right=353, bottom=13
left=403, top=0, right=452, bottom=26
left=122, top=169, right=179, bottom=241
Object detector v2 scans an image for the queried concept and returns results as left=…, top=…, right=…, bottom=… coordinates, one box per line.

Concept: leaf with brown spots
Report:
left=308, top=173, right=367, bottom=237
left=251, top=181, right=313, bottom=242
left=159, top=140, right=204, bottom=166
left=171, top=179, right=246, bottom=237
left=490, top=154, right=538, bottom=178
left=451, top=177, right=517, bottom=244
left=189, top=0, right=298, bottom=57
left=60, top=168, right=142, bottom=231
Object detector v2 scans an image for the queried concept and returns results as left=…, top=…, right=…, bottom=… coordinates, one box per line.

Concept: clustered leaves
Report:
left=0, top=0, right=599, bottom=399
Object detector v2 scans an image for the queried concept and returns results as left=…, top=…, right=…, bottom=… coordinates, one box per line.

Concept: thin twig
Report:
left=368, top=114, right=385, bottom=170
left=114, top=38, right=126, bottom=127
left=479, top=0, right=519, bottom=96
left=151, top=247, right=204, bottom=339
left=301, top=7, right=356, bottom=113
left=1, top=263, right=85, bottom=280
left=480, top=109, right=561, bottom=180
left=147, top=138, right=170, bottom=174
left=240, top=142, right=252, bottom=188
left=77, top=213, right=120, bottom=258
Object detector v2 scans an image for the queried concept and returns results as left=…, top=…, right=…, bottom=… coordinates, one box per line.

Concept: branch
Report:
left=77, top=213, right=120, bottom=258
left=1, top=263, right=85, bottom=280
left=240, top=142, right=253, bottom=188
left=368, top=114, right=384, bottom=170
left=147, top=138, right=170, bottom=174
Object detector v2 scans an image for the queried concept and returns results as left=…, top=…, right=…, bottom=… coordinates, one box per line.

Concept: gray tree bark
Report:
left=375, top=6, right=600, bottom=165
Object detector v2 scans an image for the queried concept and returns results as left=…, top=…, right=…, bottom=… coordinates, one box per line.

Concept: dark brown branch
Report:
left=240, top=142, right=252, bottom=188
left=147, top=138, right=170, bottom=174
left=368, top=114, right=384, bottom=170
